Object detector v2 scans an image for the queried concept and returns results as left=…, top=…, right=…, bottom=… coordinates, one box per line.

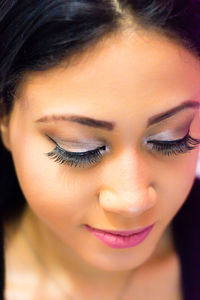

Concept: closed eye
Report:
left=44, top=135, right=106, bottom=168
left=44, top=131, right=200, bottom=169
left=146, top=131, right=200, bottom=156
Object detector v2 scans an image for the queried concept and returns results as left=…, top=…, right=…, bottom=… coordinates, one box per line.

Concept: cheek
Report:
left=158, top=149, right=199, bottom=222
left=9, top=128, right=94, bottom=233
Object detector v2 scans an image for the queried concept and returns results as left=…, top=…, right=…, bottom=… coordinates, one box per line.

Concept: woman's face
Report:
left=2, top=30, right=200, bottom=272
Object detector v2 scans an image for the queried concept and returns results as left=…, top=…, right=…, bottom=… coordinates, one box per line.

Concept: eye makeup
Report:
left=43, top=108, right=200, bottom=169
left=146, top=129, right=200, bottom=156
left=45, top=135, right=106, bottom=168
left=44, top=127, right=200, bottom=169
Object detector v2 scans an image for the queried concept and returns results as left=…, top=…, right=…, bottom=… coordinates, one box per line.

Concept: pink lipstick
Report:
left=85, top=224, right=155, bottom=249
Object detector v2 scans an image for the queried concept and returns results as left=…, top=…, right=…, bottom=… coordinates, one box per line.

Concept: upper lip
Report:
left=86, top=223, right=155, bottom=236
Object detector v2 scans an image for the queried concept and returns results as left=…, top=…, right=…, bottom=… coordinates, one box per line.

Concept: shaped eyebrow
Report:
left=35, top=100, right=200, bottom=130
left=147, top=100, right=200, bottom=126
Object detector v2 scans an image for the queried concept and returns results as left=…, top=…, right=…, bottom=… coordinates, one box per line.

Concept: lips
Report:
left=85, top=224, right=154, bottom=236
left=85, top=223, right=155, bottom=249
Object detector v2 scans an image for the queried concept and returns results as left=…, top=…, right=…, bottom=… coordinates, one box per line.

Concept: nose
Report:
left=98, top=149, right=157, bottom=218
left=99, top=186, right=157, bottom=217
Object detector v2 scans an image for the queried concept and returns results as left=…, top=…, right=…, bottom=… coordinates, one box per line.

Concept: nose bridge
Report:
left=110, top=147, right=150, bottom=191
left=98, top=148, right=157, bottom=217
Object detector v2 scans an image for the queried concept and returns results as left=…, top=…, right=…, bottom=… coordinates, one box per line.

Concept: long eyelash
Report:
left=149, top=133, right=200, bottom=156
left=45, top=145, right=105, bottom=168
left=45, top=132, right=200, bottom=169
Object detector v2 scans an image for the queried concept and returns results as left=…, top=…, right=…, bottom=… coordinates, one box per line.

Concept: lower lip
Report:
left=85, top=224, right=154, bottom=249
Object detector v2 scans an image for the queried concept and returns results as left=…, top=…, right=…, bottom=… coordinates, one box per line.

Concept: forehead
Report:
left=16, top=29, right=200, bottom=119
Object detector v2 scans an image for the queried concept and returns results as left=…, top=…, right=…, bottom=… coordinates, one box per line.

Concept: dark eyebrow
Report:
left=36, top=113, right=115, bottom=131
left=35, top=100, right=200, bottom=130
left=147, top=100, right=200, bottom=126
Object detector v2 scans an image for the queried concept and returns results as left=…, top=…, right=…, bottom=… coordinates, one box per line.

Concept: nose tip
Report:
left=99, top=186, right=157, bottom=217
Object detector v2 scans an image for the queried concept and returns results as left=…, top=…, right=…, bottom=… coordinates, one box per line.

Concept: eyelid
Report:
left=46, top=134, right=58, bottom=145
left=147, top=130, right=184, bottom=142
left=46, top=134, right=107, bottom=152
left=146, top=122, right=192, bottom=141
left=147, top=128, right=189, bottom=142
left=46, top=134, right=102, bottom=145
left=146, top=113, right=195, bottom=136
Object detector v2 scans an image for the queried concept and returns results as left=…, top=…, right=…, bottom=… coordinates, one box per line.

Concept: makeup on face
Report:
left=85, top=223, right=155, bottom=249
left=42, top=109, right=197, bottom=152
left=33, top=106, right=200, bottom=169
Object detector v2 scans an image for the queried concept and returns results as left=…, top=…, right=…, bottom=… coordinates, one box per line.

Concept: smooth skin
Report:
left=2, top=28, right=200, bottom=299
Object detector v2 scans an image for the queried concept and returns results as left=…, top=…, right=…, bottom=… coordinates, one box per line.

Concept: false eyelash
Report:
left=45, top=133, right=200, bottom=169
left=45, top=144, right=106, bottom=168
left=148, top=133, right=200, bottom=156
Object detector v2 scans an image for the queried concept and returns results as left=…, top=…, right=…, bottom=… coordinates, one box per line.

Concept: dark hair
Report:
left=1, top=0, right=200, bottom=298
